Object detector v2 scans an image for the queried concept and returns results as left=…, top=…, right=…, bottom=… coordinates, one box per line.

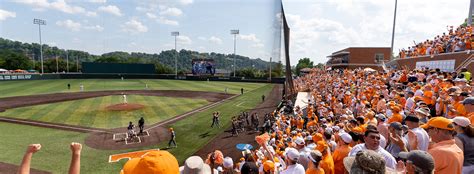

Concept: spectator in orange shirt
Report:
left=332, top=133, right=352, bottom=174
left=306, top=150, right=325, bottom=174
left=317, top=141, right=334, bottom=174
left=388, top=106, right=403, bottom=124
left=421, top=117, right=464, bottom=174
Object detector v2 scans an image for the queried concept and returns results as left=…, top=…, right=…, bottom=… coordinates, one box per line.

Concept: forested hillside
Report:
left=0, top=38, right=282, bottom=77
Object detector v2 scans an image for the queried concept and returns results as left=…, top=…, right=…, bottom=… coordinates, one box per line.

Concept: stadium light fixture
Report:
left=33, top=18, right=46, bottom=74
left=171, top=31, right=180, bottom=79
left=230, top=29, right=239, bottom=77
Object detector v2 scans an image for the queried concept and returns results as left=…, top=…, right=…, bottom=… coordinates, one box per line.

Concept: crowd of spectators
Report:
left=18, top=67, right=473, bottom=174
left=399, top=24, right=473, bottom=58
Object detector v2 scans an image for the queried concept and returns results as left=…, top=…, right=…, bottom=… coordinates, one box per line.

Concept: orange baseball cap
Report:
left=351, top=127, right=364, bottom=134
left=312, top=133, right=323, bottom=142
left=420, top=117, right=454, bottom=131
left=316, top=141, right=328, bottom=152
left=122, top=151, right=179, bottom=174
left=263, top=160, right=275, bottom=172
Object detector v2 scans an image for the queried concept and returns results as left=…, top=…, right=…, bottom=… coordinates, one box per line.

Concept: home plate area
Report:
left=113, top=131, right=150, bottom=145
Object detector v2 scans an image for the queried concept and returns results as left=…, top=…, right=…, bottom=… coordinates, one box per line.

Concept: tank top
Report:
left=456, top=133, right=474, bottom=166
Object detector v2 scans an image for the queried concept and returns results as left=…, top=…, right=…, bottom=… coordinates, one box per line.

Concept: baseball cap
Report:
left=312, top=133, right=323, bottom=142
left=122, top=151, right=179, bottom=174
left=415, top=108, right=430, bottom=116
left=308, top=150, right=322, bottom=163
left=398, top=150, right=435, bottom=172
left=284, top=148, right=300, bottom=161
left=223, top=157, right=233, bottom=169
left=179, top=156, right=212, bottom=174
left=339, top=132, right=353, bottom=144
left=463, top=97, right=474, bottom=105
left=375, top=114, right=386, bottom=121
left=420, top=117, right=455, bottom=131
left=263, top=160, right=274, bottom=172
left=448, top=86, right=462, bottom=96
left=404, top=115, right=420, bottom=123
left=452, top=117, right=471, bottom=127
left=294, top=137, right=305, bottom=146
left=389, top=122, right=403, bottom=130
left=316, top=141, right=328, bottom=152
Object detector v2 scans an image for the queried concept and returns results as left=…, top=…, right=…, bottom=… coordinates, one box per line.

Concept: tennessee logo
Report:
left=109, top=149, right=160, bottom=163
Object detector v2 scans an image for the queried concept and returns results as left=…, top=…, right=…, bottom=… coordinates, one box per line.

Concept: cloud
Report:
left=146, top=12, right=157, bottom=19
left=252, top=43, right=264, bottom=48
left=179, top=0, right=193, bottom=5
left=83, top=25, right=104, bottom=32
left=208, top=36, right=223, bottom=44
left=15, top=0, right=96, bottom=16
left=239, top=34, right=261, bottom=43
left=238, top=33, right=264, bottom=48
left=159, top=7, right=182, bottom=16
left=56, top=19, right=104, bottom=32
left=198, top=36, right=223, bottom=44
left=0, top=9, right=16, bottom=21
left=86, top=11, right=97, bottom=17
left=280, top=0, right=468, bottom=64
left=50, top=0, right=86, bottom=14
left=177, top=35, right=192, bottom=45
left=89, top=0, right=106, bottom=3
left=157, top=17, right=179, bottom=26
left=121, top=19, right=148, bottom=34
left=56, top=19, right=82, bottom=31
left=98, top=5, right=122, bottom=16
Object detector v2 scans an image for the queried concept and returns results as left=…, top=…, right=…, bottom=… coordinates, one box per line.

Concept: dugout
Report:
left=82, top=62, right=156, bottom=74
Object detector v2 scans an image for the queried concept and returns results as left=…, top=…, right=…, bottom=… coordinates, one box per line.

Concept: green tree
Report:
left=0, top=50, right=31, bottom=70
left=314, top=63, right=324, bottom=69
left=155, top=63, right=173, bottom=74
left=295, top=58, right=313, bottom=75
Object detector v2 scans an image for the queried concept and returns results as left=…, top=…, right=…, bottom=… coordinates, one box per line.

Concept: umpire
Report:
left=138, top=117, right=145, bottom=134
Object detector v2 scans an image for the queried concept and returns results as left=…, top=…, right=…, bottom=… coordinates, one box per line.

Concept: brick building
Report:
left=326, top=47, right=391, bottom=70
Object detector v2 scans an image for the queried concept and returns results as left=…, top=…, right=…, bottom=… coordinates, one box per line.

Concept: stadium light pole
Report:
left=66, top=50, right=69, bottom=73
left=269, top=57, right=272, bottom=80
left=230, top=29, right=239, bottom=77
left=469, top=0, right=474, bottom=26
left=33, top=18, right=46, bottom=74
left=390, top=0, right=398, bottom=60
left=55, top=55, right=58, bottom=73
left=171, top=32, right=179, bottom=79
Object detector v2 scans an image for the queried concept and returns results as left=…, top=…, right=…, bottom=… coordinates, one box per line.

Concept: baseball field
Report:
left=0, top=79, right=276, bottom=173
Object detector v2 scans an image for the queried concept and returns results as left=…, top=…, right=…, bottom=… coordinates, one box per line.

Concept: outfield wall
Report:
left=0, top=73, right=285, bottom=83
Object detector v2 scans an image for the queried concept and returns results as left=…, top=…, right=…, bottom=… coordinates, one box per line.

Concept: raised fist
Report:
left=26, top=144, right=41, bottom=153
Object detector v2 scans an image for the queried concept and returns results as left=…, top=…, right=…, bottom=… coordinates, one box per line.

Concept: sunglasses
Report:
left=368, top=135, right=381, bottom=140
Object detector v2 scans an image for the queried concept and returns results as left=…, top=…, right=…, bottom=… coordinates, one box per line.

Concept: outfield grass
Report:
left=0, top=79, right=265, bottom=98
left=0, top=95, right=209, bottom=129
left=0, top=84, right=274, bottom=173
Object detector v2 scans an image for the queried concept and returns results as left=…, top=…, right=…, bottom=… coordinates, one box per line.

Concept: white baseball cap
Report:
left=284, top=148, right=300, bottom=161
left=295, top=137, right=305, bottom=146
left=339, top=132, right=353, bottom=144
left=223, top=157, right=233, bottom=169
left=452, top=117, right=471, bottom=127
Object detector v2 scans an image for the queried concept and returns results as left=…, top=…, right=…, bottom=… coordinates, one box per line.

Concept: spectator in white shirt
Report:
left=281, top=148, right=305, bottom=174
left=404, top=115, right=430, bottom=151
left=348, top=128, right=397, bottom=169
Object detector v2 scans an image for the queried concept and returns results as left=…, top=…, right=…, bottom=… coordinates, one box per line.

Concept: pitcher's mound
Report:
left=106, top=103, right=144, bottom=111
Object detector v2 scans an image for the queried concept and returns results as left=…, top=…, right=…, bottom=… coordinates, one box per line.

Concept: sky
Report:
left=0, top=0, right=470, bottom=65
